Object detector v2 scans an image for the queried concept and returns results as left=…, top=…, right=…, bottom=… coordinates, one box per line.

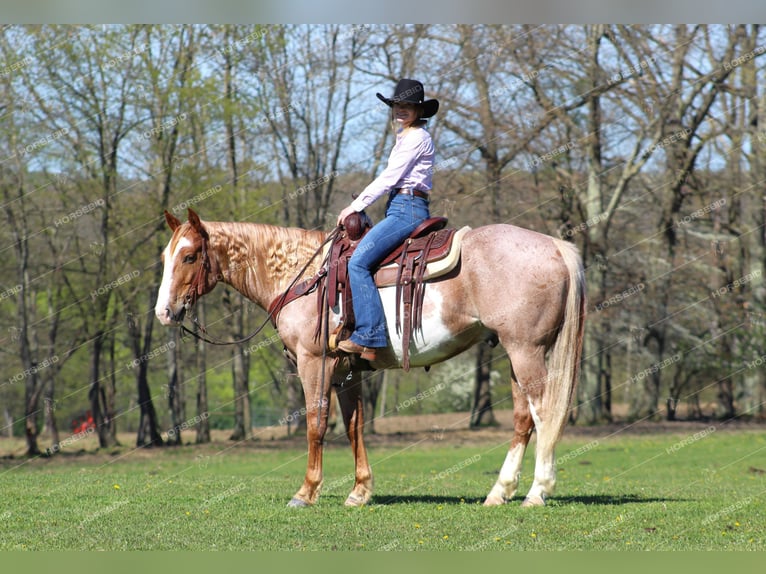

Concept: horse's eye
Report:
left=183, top=254, right=196, bottom=264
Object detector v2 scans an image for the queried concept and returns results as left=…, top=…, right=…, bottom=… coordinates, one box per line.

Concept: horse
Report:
left=155, top=208, right=586, bottom=508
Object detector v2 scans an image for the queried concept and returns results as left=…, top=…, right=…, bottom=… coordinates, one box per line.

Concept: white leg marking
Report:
left=524, top=397, right=556, bottom=506
left=484, top=443, right=525, bottom=505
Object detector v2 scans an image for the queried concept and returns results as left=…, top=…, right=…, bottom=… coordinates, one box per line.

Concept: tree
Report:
left=22, top=25, right=151, bottom=446
left=127, top=24, right=198, bottom=446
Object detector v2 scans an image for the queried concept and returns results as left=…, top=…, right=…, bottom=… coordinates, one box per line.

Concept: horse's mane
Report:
left=201, top=220, right=328, bottom=290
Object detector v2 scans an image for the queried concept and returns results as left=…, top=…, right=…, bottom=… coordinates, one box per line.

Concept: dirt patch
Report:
left=1, top=408, right=762, bottom=463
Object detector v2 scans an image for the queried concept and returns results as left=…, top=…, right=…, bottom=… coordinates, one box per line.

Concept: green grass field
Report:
left=1, top=425, right=764, bottom=551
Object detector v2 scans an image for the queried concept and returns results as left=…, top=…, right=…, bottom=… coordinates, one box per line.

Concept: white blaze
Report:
left=155, top=236, right=192, bottom=324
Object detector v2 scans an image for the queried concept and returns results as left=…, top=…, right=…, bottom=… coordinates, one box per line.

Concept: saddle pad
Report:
left=375, top=225, right=471, bottom=287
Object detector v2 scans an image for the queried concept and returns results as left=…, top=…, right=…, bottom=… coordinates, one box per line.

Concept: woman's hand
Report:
left=337, top=205, right=357, bottom=227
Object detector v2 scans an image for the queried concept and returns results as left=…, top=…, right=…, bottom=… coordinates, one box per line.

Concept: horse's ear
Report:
left=164, top=210, right=181, bottom=231
left=187, top=208, right=208, bottom=238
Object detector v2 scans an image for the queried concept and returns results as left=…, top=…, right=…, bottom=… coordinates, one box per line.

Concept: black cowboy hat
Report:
left=376, top=78, right=439, bottom=119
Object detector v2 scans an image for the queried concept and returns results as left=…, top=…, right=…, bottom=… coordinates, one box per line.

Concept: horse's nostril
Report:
left=167, top=306, right=186, bottom=323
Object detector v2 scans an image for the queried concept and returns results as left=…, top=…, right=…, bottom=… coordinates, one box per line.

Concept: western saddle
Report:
left=268, top=212, right=469, bottom=371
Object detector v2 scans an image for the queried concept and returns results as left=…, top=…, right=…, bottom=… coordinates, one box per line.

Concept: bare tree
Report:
left=252, top=24, right=367, bottom=229
left=126, top=24, right=198, bottom=446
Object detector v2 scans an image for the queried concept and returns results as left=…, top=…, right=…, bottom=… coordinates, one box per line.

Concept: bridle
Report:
left=182, top=229, right=216, bottom=312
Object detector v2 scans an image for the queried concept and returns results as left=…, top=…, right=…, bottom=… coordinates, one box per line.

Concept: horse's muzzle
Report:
left=158, top=305, right=186, bottom=325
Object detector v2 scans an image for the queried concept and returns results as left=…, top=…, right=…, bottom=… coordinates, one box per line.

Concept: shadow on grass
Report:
left=372, top=493, right=681, bottom=506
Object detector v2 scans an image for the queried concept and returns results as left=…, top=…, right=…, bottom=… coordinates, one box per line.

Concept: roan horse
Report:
left=155, top=208, right=586, bottom=508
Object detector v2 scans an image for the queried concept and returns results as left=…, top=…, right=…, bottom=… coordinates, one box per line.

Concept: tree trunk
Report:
left=195, top=301, right=211, bottom=443
left=105, top=331, right=119, bottom=444
left=43, top=377, right=60, bottom=451
left=24, top=371, right=42, bottom=456
left=3, top=171, right=43, bottom=456
left=581, top=262, right=607, bottom=423
left=361, top=371, right=385, bottom=434
left=285, top=370, right=305, bottom=435
left=741, top=24, right=766, bottom=419
left=88, top=333, right=116, bottom=448
left=136, top=355, right=164, bottom=447
left=131, top=312, right=163, bottom=448
left=3, top=408, right=13, bottom=438
left=166, top=328, right=185, bottom=445
left=470, top=342, right=497, bottom=428
left=230, top=333, right=253, bottom=442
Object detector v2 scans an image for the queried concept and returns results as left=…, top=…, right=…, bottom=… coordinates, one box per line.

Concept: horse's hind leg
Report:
left=507, top=346, right=560, bottom=507
left=335, top=370, right=374, bottom=507
left=484, top=360, right=535, bottom=506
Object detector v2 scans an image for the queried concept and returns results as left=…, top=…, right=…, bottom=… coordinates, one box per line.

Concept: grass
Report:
left=1, top=426, right=764, bottom=551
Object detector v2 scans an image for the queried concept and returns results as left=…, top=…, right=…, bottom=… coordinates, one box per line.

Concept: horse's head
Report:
left=155, top=209, right=220, bottom=325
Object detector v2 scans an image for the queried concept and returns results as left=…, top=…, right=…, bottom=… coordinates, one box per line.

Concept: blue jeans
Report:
left=347, top=192, right=430, bottom=347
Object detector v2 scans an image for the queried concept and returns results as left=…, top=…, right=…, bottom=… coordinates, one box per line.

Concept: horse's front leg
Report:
left=288, top=356, right=335, bottom=508
left=335, top=370, right=374, bottom=506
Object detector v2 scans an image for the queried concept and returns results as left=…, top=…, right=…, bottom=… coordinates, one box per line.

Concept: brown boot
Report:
left=337, top=339, right=377, bottom=361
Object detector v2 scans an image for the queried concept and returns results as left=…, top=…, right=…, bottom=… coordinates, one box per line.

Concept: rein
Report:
left=179, top=226, right=342, bottom=346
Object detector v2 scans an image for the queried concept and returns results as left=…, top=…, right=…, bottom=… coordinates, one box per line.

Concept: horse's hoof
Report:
left=344, top=494, right=367, bottom=507
left=287, top=497, right=311, bottom=508
left=483, top=495, right=507, bottom=507
left=521, top=495, right=545, bottom=507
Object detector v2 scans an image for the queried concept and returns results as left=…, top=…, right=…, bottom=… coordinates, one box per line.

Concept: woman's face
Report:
left=392, top=102, right=420, bottom=127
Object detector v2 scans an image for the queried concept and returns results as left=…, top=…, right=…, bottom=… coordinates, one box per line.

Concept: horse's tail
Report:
left=542, top=239, right=587, bottom=448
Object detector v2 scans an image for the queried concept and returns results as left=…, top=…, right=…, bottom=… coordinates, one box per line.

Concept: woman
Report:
left=336, top=78, right=439, bottom=361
